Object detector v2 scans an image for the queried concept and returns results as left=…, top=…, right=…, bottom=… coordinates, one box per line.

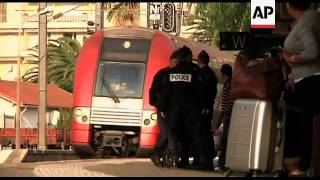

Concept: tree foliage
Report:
left=187, top=3, right=251, bottom=46
left=57, top=108, right=73, bottom=129
left=104, top=3, right=140, bottom=27
left=22, top=37, right=81, bottom=93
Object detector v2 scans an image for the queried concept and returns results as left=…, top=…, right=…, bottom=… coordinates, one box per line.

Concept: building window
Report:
left=63, top=33, right=73, bottom=38
left=0, top=3, right=7, bottom=22
left=63, top=33, right=77, bottom=40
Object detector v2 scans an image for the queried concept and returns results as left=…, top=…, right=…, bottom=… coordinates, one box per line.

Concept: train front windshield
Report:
left=95, top=62, right=145, bottom=98
left=94, top=37, right=151, bottom=99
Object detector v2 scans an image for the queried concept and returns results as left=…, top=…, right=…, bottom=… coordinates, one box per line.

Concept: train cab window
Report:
left=100, top=38, right=151, bottom=62
left=95, top=62, right=146, bottom=98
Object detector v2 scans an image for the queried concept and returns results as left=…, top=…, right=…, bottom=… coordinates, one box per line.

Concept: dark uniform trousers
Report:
left=168, top=104, right=203, bottom=162
left=192, top=108, right=215, bottom=165
left=154, top=111, right=168, bottom=153
left=154, top=111, right=178, bottom=154
left=200, top=108, right=215, bottom=160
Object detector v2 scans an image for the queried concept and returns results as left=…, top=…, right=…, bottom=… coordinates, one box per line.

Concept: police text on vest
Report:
left=169, top=74, right=192, bottom=82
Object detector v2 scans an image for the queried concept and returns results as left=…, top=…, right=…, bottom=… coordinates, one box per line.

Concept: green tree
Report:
left=22, top=37, right=81, bottom=93
left=105, top=3, right=140, bottom=27
left=57, top=108, right=73, bottom=129
left=188, top=3, right=251, bottom=46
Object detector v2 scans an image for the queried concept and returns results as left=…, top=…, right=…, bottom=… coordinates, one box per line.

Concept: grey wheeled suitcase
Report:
left=224, top=99, right=286, bottom=177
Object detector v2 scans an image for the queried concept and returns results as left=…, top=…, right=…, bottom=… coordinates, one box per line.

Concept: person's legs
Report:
left=191, top=113, right=205, bottom=167
left=295, top=75, right=320, bottom=173
left=217, top=114, right=230, bottom=170
left=186, top=105, right=213, bottom=170
left=283, top=90, right=302, bottom=172
left=206, top=110, right=215, bottom=159
left=193, top=110, right=215, bottom=166
left=164, top=107, right=181, bottom=168
left=155, top=111, right=169, bottom=152
left=175, top=110, right=190, bottom=168
left=151, top=111, right=168, bottom=167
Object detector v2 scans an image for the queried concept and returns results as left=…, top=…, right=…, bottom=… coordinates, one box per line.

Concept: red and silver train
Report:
left=71, top=27, right=177, bottom=157
left=71, top=27, right=227, bottom=157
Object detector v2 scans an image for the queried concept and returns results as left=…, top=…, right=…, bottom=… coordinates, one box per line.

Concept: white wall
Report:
left=21, top=108, right=37, bottom=128
left=0, top=63, right=17, bottom=81
left=0, top=112, right=3, bottom=128
left=0, top=98, right=15, bottom=128
left=21, top=107, right=60, bottom=128
left=49, top=110, right=60, bottom=127
left=139, top=3, right=148, bottom=27
left=0, top=97, right=61, bottom=128
left=0, top=35, right=20, bottom=57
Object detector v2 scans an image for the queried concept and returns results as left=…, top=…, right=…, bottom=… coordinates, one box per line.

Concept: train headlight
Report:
left=73, top=107, right=90, bottom=124
left=81, top=115, right=88, bottom=122
left=123, top=41, right=131, bottom=49
left=74, top=109, right=83, bottom=117
left=150, top=113, right=157, bottom=121
left=142, top=110, right=157, bottom=127
left=144, top=119, right=151, bottom=125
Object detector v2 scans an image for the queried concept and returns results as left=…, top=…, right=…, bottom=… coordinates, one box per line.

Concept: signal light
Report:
left=152, top=24, right=159, bottom=30
left=162, top=3, right=176, bottom=33
left=87, top=21, right=95, bottom=26
left=87, top=21, right=95, bottom=35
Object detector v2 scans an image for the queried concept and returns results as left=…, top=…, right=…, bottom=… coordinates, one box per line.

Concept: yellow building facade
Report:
left=0, top=2, right=196, bottom=81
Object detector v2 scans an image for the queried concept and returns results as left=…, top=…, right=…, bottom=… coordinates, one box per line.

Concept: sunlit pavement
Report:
left=0, top=158, right=226, bottom=177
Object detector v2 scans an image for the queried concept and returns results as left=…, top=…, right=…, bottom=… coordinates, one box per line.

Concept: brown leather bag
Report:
left=231, top=55, right=284, bottom=101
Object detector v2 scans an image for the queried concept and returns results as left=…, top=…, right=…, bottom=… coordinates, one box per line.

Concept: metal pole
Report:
left=147, top=3, right=150, bottom=28
left=95, top=3, right=104, bottom=31
left=38, top=2, right=47, bottom=150
left=63, top=109, right=67, bottom=148
left=175, top=2, right=183, bottom=36
left=179, top=2, right=183, bottom=36
left=15, top=13, right=22, bottom=150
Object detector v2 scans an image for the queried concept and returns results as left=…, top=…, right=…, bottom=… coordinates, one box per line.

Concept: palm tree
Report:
left=104, top=3, right=140, bottom=27
left=22, top=37, right=81, bottom=93
left=187, top=3, right=250, bottom=46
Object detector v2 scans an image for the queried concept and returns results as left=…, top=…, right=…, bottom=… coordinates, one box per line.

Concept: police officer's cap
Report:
left=170, top=50, right=180, bottom=60
left=180, top=46, right=192, bottom=58
left=174, top=48, right=188, bottom=60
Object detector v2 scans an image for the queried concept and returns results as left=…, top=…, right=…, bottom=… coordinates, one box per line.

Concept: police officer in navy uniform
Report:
left=149, top=50, right=180, bottom=167
left=179, top=46, right=215, bottom=170
left=159, top=46, right=208, bottom=169
left=193, top=50, right=218, bottom=169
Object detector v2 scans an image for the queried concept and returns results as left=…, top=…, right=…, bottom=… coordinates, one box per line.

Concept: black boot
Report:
left=171, top=152, right=180, bottom=167
left=178, top=155, right=190, bottom=169
left=162, top=153, right=171, bottom=168
left=151, top=150, right=162, bottom=167
left=192, top=156, right=200, bottom=167
left=163, top=152, right=179, bottom=168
